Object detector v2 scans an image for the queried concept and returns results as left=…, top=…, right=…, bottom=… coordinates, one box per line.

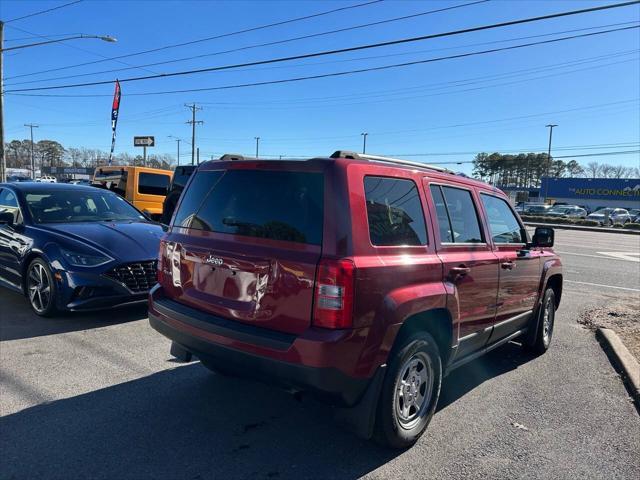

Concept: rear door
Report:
left=426, top=182, right=500, bottom=358
left=162, top=166, right=324, bottom=335
left=479, top=193, right=542, bottom=342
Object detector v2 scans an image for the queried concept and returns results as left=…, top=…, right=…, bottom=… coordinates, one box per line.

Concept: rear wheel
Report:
left=375, top=331, right=442, bottom=449
left=26, top=258, right=57, bottom=317
left=526, top=288, right=556, bottom=355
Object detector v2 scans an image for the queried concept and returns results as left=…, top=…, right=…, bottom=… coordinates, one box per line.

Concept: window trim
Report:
left=363, top=174, right=429, bottom=248
left=428, top=182, right=487, bottom=247
left=479, top=191, right=527, bottom=247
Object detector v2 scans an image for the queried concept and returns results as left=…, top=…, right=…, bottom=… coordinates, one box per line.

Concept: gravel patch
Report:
left=579, top=301, right=640, bottom=361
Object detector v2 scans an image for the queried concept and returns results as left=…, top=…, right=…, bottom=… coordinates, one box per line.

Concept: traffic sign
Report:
left=134, top=136, right=155, bottom=147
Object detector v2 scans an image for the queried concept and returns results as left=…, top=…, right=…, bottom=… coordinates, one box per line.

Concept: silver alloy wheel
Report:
left=394, top=351, right=434, bottom=429
left=28, top=263, right=51, bottom=313
left=542, top=295, right=555, bottom=346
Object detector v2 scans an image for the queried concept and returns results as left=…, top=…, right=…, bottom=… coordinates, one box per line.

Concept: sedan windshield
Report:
left=25, top=188, right=146, bottom=224
left=592, top=208, right=613, bottom=215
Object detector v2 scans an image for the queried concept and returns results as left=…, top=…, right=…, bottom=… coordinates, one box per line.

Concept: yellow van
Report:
left=92, top=166, right=173, bottom=220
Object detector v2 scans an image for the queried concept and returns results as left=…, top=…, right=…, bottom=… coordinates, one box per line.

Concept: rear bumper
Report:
left=148, top=286, right=372, bottom=406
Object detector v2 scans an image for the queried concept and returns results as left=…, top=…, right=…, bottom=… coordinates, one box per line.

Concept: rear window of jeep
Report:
left=173, top=169, right=324, bottom=245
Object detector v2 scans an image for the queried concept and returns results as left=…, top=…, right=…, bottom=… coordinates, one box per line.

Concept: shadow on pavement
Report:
left=0, top=288, right=148, bottom=341
left=438, top=342, right=535, bottom=412
left=0, top=341, right=536, bottom=479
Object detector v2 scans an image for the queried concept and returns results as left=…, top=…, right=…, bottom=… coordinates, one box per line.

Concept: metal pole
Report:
left=177, top=139, right=180, bottom=167
left=197, top=147, right=200, bottom=165
left=361, top=132, right=368, bottom=154
left=0, top=21, right=5, bottom=183
left=191, top=107, right=196, bottom=165
left=255, top=137, right=260, bottom=158
left=25, top=124, right=38, bottom=179
left=143, top=145, right=147, bottom=166
left=544, top=124, right=557, bottom=201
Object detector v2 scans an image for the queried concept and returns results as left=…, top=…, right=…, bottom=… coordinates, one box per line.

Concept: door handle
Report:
left=449, top=265, right=471, bottom=281
left=501, top=261, right=516, bottom=270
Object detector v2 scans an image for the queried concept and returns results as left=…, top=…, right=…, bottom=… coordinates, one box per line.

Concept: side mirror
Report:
left=532, top=226, right=554, bottom=248
left=0, top=211, right=15, bottom=227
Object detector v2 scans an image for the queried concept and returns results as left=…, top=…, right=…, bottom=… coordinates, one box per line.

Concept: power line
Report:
left=4, top=0, right=83, bottom=23
left=10, top=24, right=638, bottom=97
left=5, top=0, right=385, bottom=80
left=6, top=0, right=639, bottom=94
left=5, top=0, right=490, bottom=85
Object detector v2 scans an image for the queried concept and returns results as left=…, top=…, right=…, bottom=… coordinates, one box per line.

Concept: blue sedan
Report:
left=0, top=183, right=165, bottom=316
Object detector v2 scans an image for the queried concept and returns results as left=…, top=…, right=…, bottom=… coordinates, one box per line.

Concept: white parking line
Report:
left=555, top=251, right=631, bottom=261
left=565, top=280, right=640, bottom=292
left=596, top=251, right=640, bottom=263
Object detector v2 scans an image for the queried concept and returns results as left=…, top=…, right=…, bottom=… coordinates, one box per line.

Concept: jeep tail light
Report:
left=313, top=258, right=355, bottom=329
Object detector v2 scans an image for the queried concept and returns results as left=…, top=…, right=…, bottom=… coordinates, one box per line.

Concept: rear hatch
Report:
left=160, top=164, right=324, bottom=335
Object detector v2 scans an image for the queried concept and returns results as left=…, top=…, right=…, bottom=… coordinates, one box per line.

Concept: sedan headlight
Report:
left=61, top=248, right=113, bottom=267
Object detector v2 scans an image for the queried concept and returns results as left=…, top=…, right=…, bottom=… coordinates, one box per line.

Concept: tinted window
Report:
left=429, top=185, right=453, bottom=243
left=175, top=170, right=324, bottom=245
left=138, top=173, right=170, bottom=195
left=364, top=177, right=427, bottom=246
left=172, top=166, right=196, bottom=189
left=0, top=189, right=18, bottom=208
left=93, top=169, right=128, bottom=196
left=439, top=186, right=483, bottom=243
left=0, top=188, right=21, bottom=224
left=481, top=194, right=524, bottom=244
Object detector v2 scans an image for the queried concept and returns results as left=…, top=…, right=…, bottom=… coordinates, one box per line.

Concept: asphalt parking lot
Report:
left=1, top=229, right=639, bottom=480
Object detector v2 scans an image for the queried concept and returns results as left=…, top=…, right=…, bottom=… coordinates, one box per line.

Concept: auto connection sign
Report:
left=541, top=177, right=640, bottom=201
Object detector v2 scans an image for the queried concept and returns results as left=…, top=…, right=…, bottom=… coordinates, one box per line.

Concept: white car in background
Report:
left=35, top=176, right=57, bottom=183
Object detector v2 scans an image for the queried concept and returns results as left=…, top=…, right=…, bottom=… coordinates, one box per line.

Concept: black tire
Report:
left=25, top=258, right=57, bottom=317
left=526, top=288, right=556, bottom=355
left=375, top=331, right=442, bottom=449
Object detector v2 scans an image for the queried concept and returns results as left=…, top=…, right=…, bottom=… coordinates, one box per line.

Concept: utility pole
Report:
left=24, top=124, right=38, bottom=179
left=0, top=21, right=4, bottom=182
left=254, top=137, right=260, bottom=158
left=544, top=124, right=558, bottom=202
left=361, top=132, right=368, bottom=154
left=185, top=103, right=203, bottom=165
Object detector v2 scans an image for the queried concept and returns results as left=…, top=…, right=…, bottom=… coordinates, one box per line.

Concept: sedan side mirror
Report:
left=532, top=226, right=554, bottom=248
left=0, top=211, right=15, bottom=226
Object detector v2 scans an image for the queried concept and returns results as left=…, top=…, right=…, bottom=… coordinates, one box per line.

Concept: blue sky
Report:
left=2, top=0, right=639, bottom=174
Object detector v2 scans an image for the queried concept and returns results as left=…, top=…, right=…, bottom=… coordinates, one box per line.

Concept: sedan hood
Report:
left=38, top=221, right=165, bottom=263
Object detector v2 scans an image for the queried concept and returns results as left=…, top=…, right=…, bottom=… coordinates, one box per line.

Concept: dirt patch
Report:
left=579, top=302, right=640, bottom=361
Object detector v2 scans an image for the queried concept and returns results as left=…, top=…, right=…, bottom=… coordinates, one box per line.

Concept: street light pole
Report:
left=168, top=136, right=182, bottom=166
left=24, top=123, right=38, bottom=179
left=544, top=124, right=558, bottom=201
left=255, top=137, right=260, bottom=158
left=361, top=132, right=368, bottom=154
left=0, top=29, right=117, bottom=182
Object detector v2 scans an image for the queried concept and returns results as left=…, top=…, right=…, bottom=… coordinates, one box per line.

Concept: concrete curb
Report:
left=524, top=222, right=640, bottom=235
left=596, top=328, right=640, bottom=409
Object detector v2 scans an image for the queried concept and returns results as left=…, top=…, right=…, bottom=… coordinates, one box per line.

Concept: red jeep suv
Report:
left=149, top=151, right=562, bottom=448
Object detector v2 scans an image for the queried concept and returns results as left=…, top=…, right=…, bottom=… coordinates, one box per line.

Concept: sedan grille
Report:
left=105, top=261, right=158, bottom=293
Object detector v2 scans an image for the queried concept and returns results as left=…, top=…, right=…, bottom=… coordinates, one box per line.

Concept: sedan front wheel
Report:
left=26, top=258, right=57, bottom=317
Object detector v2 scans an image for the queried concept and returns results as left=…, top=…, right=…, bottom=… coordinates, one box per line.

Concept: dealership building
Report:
left=502, top=177, right=640, bottom=211
left=540, top=177, right=640, bottom=210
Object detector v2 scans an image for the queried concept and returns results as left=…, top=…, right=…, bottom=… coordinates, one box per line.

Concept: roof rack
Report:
left=329, top=150, right=452, bottom=173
